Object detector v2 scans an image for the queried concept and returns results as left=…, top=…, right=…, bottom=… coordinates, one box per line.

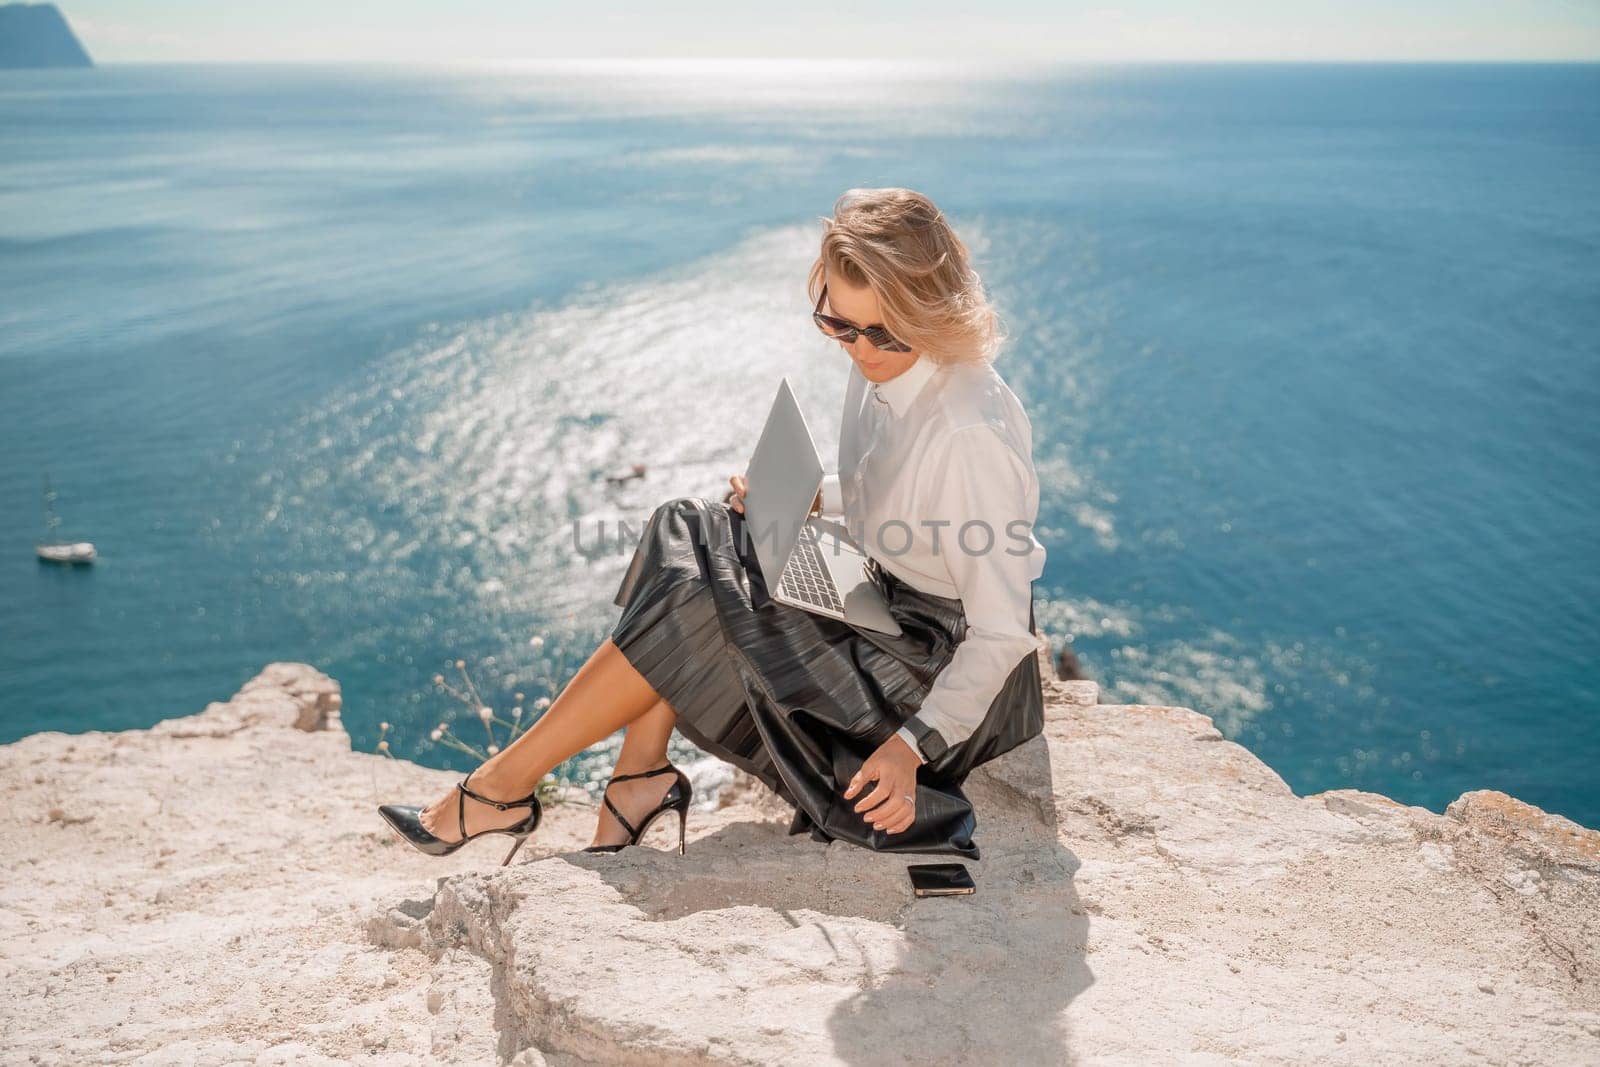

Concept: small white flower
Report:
left=477, top=706, right=493, bottom=722
left=512, top=706, right=523, bottom=718
left=534, top=697, right=551, bottom=710
left=377, top=740, right=390, bottom=752
left=487, top=744, right=500, bottom=755
left=528, top=635, right=545, bottom=650
left=379, top=721, right=390, bottom=732
left=430, top=728, right=443, bottom=742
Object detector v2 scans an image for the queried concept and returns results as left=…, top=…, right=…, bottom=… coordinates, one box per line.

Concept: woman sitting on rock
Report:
left=379, top=187, right=1048, bottom=863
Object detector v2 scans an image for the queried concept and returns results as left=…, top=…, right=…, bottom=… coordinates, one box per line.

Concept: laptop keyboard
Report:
left=780, top=524, right=845, bottom=614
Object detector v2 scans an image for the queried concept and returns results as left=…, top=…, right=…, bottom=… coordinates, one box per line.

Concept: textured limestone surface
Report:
left=2, top=659, right=1597, bottom=1065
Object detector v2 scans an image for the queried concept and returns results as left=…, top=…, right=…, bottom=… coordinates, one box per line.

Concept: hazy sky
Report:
left=62, top=1, right=1600, bottom=64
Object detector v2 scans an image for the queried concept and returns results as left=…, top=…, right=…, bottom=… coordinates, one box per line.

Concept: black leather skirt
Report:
left=609, top=496, right=1045, bottom=860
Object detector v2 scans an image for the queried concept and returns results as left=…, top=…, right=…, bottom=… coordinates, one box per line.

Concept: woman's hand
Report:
left=727, top=473, right=822, bottom=515
left=843, top=733, right=921, bottom=835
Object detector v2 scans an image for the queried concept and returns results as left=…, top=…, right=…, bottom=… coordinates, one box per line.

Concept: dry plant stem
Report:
left=437, top=677, right=478, bottom=710
left=458, top=660, right=487, bottom=711
left=472, top=638, right=668, bottom=796
left=437, top=733, right=489, bottom=761
left=454, top=663, right=495, bottom=749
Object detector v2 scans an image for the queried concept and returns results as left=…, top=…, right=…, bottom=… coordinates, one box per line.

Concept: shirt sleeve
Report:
left=894, top=724, right=926, bottom=763
left=903, top=425, right=1042, bottom=749
left=818, top=471, right=844, bottom=515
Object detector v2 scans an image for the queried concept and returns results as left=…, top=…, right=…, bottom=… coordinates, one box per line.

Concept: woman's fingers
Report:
left=852, top=778, right=893, bottom=814
left=846, top=754, right=914, bottom=832
left=871, top=795, right=914, bottom=832
left=728, top=473, right=747, bottom=513
left=853, top=770, right=908, bottom=816
left=882, top=810, right=914, bottom=834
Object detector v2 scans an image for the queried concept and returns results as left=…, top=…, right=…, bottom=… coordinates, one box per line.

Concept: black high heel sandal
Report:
left=582, top=761, right=693, bottom=855
left=378, top=771, right=544, bottom=867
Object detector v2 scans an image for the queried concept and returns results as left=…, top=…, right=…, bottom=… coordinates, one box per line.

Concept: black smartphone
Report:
left=908, top=862, right=976, bottom=897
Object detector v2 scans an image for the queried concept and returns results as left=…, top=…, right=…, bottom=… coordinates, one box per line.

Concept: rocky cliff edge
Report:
left=2, top=657, right=1596, bottom=1064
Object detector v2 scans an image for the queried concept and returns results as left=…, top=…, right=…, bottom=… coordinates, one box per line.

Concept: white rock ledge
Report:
left=2, top=658, right=1596, bottom=1065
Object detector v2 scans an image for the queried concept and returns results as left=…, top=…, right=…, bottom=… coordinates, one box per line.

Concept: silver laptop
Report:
left=740, top=378, right=903, bottom=637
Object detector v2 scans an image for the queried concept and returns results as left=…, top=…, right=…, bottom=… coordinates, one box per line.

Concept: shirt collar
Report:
left=869, top=354, right=939, bottom=418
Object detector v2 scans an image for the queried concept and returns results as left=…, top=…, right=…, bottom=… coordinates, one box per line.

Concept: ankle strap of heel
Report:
left=457, top=774, right=540, bottom=811
left=598, top=762, right=682, bottom=842
left=606, top=762, right=679, bottom=786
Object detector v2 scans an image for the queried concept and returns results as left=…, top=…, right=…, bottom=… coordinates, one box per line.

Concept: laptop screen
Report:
left=741, top=377, right=825, bottom=586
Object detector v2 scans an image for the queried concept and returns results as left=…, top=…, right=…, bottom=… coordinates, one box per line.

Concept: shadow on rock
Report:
left=565, top=734, right=1093, bottom=1063
left=826, top=735, right=1092, bottom=1064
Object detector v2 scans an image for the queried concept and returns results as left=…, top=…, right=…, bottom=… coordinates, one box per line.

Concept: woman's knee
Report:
left=650, top=495, right=706, bottom=518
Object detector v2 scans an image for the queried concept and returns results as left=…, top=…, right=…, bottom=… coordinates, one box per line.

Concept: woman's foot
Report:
left=418, top=770, right=535, bottom=843
left=587, top=757, right=678, bottom=849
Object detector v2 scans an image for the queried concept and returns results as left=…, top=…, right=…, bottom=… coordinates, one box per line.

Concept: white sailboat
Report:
left=35, top=473, right=95, bottom=565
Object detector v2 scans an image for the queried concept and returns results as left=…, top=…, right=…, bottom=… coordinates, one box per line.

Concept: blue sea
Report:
left=2, top=61, right=1596, bottom=826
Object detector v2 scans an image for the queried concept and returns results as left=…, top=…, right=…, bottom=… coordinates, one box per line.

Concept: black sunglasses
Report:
left=812, top=283, right=914, bottom=353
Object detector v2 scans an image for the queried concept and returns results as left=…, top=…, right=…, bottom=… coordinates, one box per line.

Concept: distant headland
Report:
left=0, top=3, right=92, bottom=68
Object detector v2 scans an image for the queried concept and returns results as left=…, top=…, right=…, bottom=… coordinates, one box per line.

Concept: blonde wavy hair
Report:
left=807, top=187, right=1006, bottom=365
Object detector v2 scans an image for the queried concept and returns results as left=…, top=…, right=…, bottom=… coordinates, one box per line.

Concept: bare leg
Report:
left=587, top=697, right=681, bottom=849
left=419, top=637, right=663, bottom=840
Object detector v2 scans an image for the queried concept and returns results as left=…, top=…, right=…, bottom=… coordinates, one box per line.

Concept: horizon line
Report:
left=67, top=56, right=1600, bottom=67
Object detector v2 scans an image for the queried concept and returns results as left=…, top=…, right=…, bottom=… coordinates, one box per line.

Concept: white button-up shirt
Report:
left=816, top=354, right=1046, bottom=760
